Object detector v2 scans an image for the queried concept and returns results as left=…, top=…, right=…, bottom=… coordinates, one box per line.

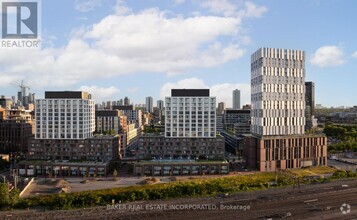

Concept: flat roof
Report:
left=45, top=91, right=90, bottom=99
left=19, top=160, right=108, bottom=166
left=171, top=89, right=210, bottom=97
left=112, top=105, right=135, bottom=110
left=137, top=159, right=228, bottom=165
left=95, top=110, right=121, bottom=117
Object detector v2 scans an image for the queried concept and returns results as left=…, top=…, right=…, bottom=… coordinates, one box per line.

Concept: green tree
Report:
left=0, top=183, right=10, bottom=208
left=0, top=183, right=19, bottom=209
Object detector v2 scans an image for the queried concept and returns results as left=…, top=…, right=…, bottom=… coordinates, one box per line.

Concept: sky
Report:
left=0, top=0, right=356, bottom=107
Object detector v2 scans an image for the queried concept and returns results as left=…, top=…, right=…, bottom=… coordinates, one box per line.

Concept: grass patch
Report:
left=289, top=166, right=336, bottom=177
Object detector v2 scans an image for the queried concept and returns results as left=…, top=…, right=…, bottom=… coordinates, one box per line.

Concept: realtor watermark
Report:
left=1, top=0, right=41, bottom=49
left=107, top=200, right=251, bottom=212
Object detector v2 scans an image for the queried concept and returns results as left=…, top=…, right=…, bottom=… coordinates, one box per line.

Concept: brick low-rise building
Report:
left=137, top=134, right=225, bottom=160
left=244, top=134, right=327, bottom=172
left=28, top=135, right=119, bottom=162
left=134, top=160, right=229, bottom=176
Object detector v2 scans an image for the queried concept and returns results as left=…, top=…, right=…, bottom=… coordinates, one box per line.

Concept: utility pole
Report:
left=0, top=175, right=6, bottom=184
left=13, top=169, right=17, bottom=189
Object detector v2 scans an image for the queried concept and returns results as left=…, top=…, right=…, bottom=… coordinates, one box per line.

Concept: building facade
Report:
left=248, top=48, right=327, bottom=172
left=305, top=81, right=316, bottom=130
left=137, top=135, right=225, bottom=160
left=157, top=100, right=164, bottom=111
left=146, top=96, right=153, bottom=113
left=251, top=48, right=305, bottom=136
left=134, top=161, right=229, bottom=176
left=217, top=102, right=226, bottom=115
left=95, top=110, right=126, bottom=133
left=0, top=96, right=12, bottom=110
left=245, top=134, right=327, bottom=172
left=232, top=89, right=241, bottom=110
left=35, top=91, right=95, bottom=139
left=224, top=109, right=251, bottom=131
left=124, top=97, right=130, bottom=106
left=0, top=109, right=34, bottom=153
left=28, top=135, right=119, bottom=162
left=113, top=105, right=143, bottom=128
left=20, top=91, right=118, bottom=176
left=165, top=89, right=216, bottom=138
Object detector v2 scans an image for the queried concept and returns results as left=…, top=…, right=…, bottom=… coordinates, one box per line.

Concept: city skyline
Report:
left=0, top=0, right=357, bottom=107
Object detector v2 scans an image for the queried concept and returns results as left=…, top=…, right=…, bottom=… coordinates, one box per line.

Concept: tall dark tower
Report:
left=305, top=82, right=315, bottom=130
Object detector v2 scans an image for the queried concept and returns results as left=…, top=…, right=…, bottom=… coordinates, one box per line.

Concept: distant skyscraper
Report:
left=157, top=100, right=164, bottom=111
left=124, top=97, right=130, bottom=106
left=232, top=89, right=241, bottom=110
left=165, top=89, right=216, bottom=138
left=251, top=47, right=305, bottom=136
left=217, top=102, right=226, bottom=114
left=305, top=82, right=316, bottom=130
left=146, top=96, right=153, bottom=113
left=305, top=82, right=315, bottom=117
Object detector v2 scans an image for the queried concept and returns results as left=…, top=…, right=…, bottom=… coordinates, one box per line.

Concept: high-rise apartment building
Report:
left=157, top=100, right=164, bottom=111
left=165, top=89, right=216, bottom=138
left=305, top=82, right=315, bottom=116
left=232, top=89, right=241, bottom=110
left=112, top=105, right=142, bottom=128
left=136, top=89, right=226, bottom=175
left=146, top=96, right=153, bottom=113
left=95, top=110, right=127, bottom=134
left=224, top=109, right=251, bottom=133
left=247, top=48, right=327, bottom=172
left=305, top=82, right=316, bottom=130
left=22, top=91, right=119, bottom=177
left=251, top=48, right=305, bottom=136
left=35, top=91, right=95, bottom=139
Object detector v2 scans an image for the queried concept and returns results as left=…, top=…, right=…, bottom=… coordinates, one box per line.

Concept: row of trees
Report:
left=324, top=123, right=357, bottom=141
left=328, top=141, right=357, bottom=153
left=324, top=123, right=357, bottom=153
left=143, top=125, right=159, bottom=134
left=5, top=170, right=354, bottom=210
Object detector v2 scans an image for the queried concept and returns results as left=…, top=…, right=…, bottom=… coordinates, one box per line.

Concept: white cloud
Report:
left=114, top=0, right=131, bottom=15
left=352, top=51, right=357, bottom=58
left=173, top=0, right=186, bottom=5
left=160, top=78, right=250, bottom=107
left=200, top=0, right=237, bottom=17
left=242, top=1, right=268, bottom=18
left=0, top=2, right=266, bottom=90
left=79, top=85, right=120, bottom=102
left=74, top=0, right=103, bottom=12
left=311, top=46, right=346, bottom=67
left=199, top=0, right=267, bottom=18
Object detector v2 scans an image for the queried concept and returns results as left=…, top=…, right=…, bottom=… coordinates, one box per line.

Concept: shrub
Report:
left=332, top=170, right=347, bottom=179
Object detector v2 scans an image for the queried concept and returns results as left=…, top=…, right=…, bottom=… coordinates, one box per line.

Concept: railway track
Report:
left=1, top=179, right=357, bottom=220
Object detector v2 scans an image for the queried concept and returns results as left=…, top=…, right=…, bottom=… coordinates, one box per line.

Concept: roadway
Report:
left=328, top=159, right=357, bottom=171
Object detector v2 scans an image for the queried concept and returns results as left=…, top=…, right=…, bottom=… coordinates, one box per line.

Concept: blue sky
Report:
left=0, top=0, right=356, bottom=107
